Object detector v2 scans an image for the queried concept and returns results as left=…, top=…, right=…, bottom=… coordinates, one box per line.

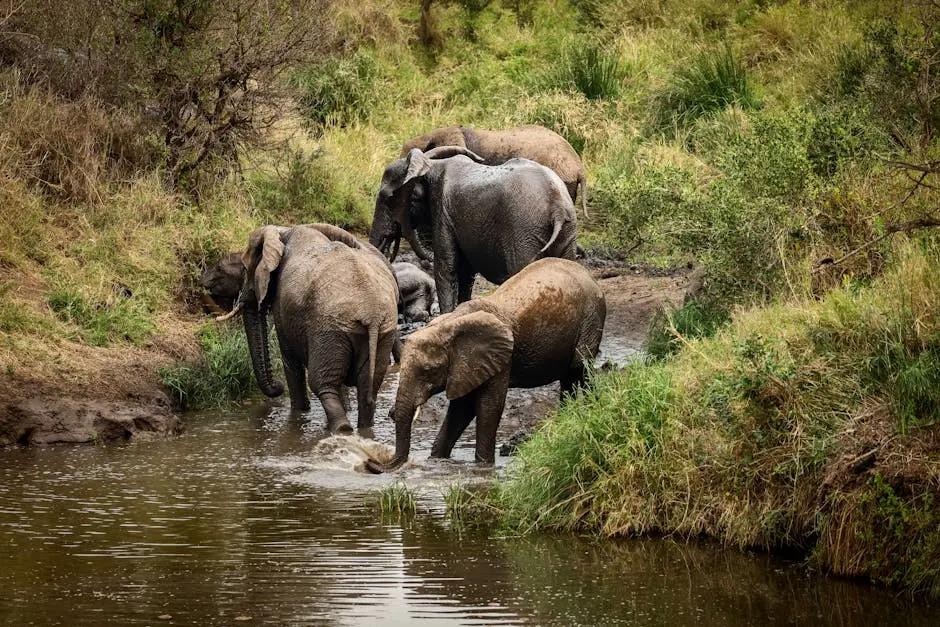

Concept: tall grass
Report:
left=564, top=40, right=626, bottom=101
left=159, top=323, right=269, bottom=410
left=490, top=243, right=940, bottom=594
left=655, top=44, right=758, bottom=130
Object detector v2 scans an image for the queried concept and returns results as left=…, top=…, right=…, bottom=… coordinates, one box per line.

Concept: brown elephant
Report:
left=223, top=223, right=399, bottom=434
left=365, top=257, right=606, bottom=473
left=400, top=124, right=588, bottom=217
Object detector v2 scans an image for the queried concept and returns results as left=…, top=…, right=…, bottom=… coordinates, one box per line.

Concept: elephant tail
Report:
left=365, top=322, right=379, bottom=403
left=540, top=218, right=564, bottom=256
left=578, top=173, right=589, bottom=220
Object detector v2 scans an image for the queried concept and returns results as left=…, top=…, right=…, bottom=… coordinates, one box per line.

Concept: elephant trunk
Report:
left=403, top=226, right=431, bottom=261
left=242, top=299, right=284, bottom=397
left=365, top=401, right=416, bottom=474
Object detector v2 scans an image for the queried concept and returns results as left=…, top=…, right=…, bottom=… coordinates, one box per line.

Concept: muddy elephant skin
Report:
left=400, top=125, right=588, bottom=217
left=235, top=223, right=399, bottom=434
left=366, top=258, right=606, bottom=473
left=392, top=262, right=436, bottom=323
left=370, top=146, right=579, bottom=314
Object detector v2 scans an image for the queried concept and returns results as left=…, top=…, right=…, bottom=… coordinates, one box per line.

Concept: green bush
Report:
left=654, top=44, right=758, bottom=130
left=159, top=323, right=274, bottom=410
left=45, top=288, right=153, bottom=347
left=293, top=50, right=381, bottom=135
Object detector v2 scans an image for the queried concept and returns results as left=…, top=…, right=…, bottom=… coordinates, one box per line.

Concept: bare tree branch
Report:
left=814, top=216, right=940, bottom=273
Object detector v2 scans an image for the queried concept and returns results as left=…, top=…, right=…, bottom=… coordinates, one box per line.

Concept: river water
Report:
left=2, top=376, right=940, bottom=626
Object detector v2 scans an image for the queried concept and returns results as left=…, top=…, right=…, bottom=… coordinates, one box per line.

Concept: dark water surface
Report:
left=2, top=385, right=939, bottom=626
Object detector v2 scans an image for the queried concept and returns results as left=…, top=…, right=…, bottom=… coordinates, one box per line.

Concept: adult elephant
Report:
left=400, top=124, right=589, bottom=218
left=365, top=258, right=605, bottom=473
left=370, top=146, right=578, bottom=314
left=221, top=223, right=399, bottom=434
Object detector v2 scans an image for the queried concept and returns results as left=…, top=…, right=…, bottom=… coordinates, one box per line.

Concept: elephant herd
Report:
left=201, top=125, right=607, bottom=473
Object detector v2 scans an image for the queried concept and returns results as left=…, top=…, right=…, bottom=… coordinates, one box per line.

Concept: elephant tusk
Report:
left=214, top=301, right=243, bottom=322
left=412, top=405, right=422, bottom=424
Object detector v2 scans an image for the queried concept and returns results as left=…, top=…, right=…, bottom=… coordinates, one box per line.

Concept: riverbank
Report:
left=475, top=243, right=940, bottom=597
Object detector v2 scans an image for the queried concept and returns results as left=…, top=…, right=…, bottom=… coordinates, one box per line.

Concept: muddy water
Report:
left=2, top=381, right=940, bottom=625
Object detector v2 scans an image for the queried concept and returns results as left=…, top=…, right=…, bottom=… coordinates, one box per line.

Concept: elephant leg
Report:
left=318, top=390, right=353, bottom=435
left=456, top=263, right=476, bottom=305
left=433, top=227, right=461, bottom=313
left=430, top=394, right=476, bottom=459
left=308, top=332, right=354, bottom=434
left=340, top=385, right=351, bottom=412
left=560, top=364, right=588, bottom=399
left=283, top=359, right=310, bottom=411
left=473, top=372, right=510, bottom=464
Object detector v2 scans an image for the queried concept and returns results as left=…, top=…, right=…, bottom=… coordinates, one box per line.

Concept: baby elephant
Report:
left=366, top=257, right=606, bottom=473
left=200, top=252, right=244, bottom=312
left=393, top=262, right=436, bottom=323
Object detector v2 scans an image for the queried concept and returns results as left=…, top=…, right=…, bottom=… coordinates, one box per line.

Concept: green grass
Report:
left=374, top=482, right=417, bottom=517
left=654, top=44, right=759, bottom=131
left=563, top=39, right=626, bottom=101
left=646, top=301, right=730, bottom=360
left=45, top=287, right=153, bottom=347
left=159, top=323, right=269, bottom=410
left=482, top=243, right=940, bottom=594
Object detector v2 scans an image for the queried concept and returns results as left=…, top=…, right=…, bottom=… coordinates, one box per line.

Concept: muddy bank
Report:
left=0, top=312, right=199, bottom=446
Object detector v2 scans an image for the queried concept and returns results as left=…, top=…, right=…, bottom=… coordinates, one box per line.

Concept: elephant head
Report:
left=370, top=146, right=486, bottom=262
left=399, top=126, right=467, bottom=157
left=365, top=309, right=513, bottom=473
left=199, top=252, right=244, bottom=311
left=230, top=225, right=288, bottom=398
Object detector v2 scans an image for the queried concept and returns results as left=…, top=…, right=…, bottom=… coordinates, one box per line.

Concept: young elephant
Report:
left=392, top=262, right=436, bottom=323
left=370, top=146, right=578, bottom=314
left=225, top=223, right=399, bottom=434
left=365, top=258, right=605, bottom=473
left=199, top=252, right=244, bottom=312
left=400, top=125, right=588, bottom=217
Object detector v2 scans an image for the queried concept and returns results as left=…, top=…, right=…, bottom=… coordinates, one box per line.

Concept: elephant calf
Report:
left=366, top=257, right=606, bottom=473
left=392, top=262, right=436, bottom=323
left=226, top=223, right=399, bottom=434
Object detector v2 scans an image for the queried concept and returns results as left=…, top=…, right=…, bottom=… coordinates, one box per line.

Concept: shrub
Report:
left=293, top=50, right=381, bottom=135
left=654, top=44, right=758, bottom=130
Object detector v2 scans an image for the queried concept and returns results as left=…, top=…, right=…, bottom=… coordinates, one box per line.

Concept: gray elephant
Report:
left=400, top=125, right=588, bottom=217
left=370, top=146, right=578, bottom=314
left=365, top=258, right=606, bottom=473
left=392, top=262, right=436, bottom=323
left=223, top=223, right=399, bottom=434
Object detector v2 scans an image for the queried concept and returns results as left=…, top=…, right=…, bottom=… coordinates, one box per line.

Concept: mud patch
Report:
left=0, top=396, right=182, bottom=446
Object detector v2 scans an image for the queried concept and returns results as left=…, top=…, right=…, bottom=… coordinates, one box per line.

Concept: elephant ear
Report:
left=402, top=148, right=432, bottom=187
left=445, top=311, right=514, bottom=401
left=244, top=225, right=285, bottom=307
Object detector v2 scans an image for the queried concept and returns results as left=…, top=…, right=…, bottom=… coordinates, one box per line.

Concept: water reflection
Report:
left=1, top=402, right=938, bottom=625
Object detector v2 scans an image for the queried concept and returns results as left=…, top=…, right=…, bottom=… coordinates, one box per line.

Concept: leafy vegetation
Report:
left=483, top=243, right=939, bottom=595
left=159, top=323, right=270, bottom=410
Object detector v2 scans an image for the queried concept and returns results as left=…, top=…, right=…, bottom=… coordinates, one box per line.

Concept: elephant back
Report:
left=487, top=258, right=605, bottom=386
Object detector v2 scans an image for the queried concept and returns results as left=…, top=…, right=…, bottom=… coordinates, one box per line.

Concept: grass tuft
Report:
left=655, top=44, right=758, bottom=130
left=159, top=323, right=268, bottom=410
left=374, top=482, right=417, bottom=517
